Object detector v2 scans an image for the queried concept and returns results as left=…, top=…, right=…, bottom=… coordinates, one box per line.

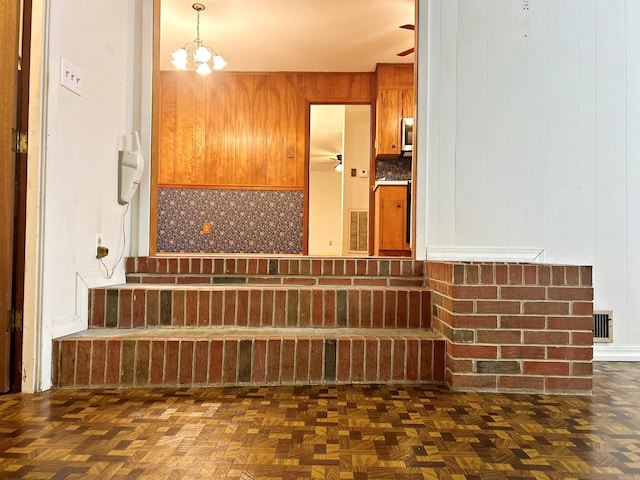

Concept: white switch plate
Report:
left=60, top=58, right=82, bottom=96
left=358, top=168, right=368, bottom=178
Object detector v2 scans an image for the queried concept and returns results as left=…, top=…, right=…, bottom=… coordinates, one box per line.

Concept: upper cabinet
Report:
left=374, top=64, right=414, bottom=158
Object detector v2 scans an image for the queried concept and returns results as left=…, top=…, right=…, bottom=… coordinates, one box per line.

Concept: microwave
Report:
left=401, top=117, right=413, bottom=156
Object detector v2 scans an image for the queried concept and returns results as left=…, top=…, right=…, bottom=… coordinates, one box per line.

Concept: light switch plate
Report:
left=61, top=58, right=82, bottom=96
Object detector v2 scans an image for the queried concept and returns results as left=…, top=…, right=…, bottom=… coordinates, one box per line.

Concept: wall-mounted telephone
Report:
left=118, top=131, right=144, bottom=205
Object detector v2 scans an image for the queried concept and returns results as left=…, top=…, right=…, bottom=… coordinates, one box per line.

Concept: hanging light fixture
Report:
left=171, top=3, right=227, bottom=75
left=334, top=154, right=343, bottom=172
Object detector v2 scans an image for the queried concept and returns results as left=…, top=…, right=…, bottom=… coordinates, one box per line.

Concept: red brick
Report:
left=449, top=344, right=498, bottom=359
left=247, top=277, right=282, bottom=285
left=132, top=290, right=146, bottom=328
left=384, top=291, right=397, bottom=328
left=90, top=340, right=106, bottom=385
left=523, top=302, right=569, bottom=315
left=150, top=341, right=165, bottom=385
left=334, top=260, right=345, bottom=276
left=225, top=259, right=236, bottom=274
left=171, top=290, right=185, bottom=327
left=236, top=290, right=249, bottom=327
left=495, top=265, right=508, bottom=284
left=465, top=265, right=479, bottom=285
left=223, top=290, right=237, bottom=326
left=508, top=265, right=523, bottom=285
left=500, top=286, right=545, bottom=300
left=523, top=331, right=570, bottom=345
left=147, top=258, right=158, bottom=274
left=419, top=341, right=434, bottom=381
left=501, top=345, right=546, bottom=359
left=421, top=290, right=431, bottom=328
left=353, top=278, right=386, bottom=287
left=548, top=287, right=593, bottom=301
left=168, top=258, right=178, bottom=274
left=453, top=264, right=464, bottom=284
left=372, top=291, right=384, bottom=327
left=476, top=330, right=522, bottom=344
left=476, top=301, right=521, bottom=314
left=500, top=315, right=545, bottom=329
left=281, top=339, right=295, bottom=382
left=523, top=361, right=569, bottom=375
left=547, top=346, right=593, bottom=360
left=453, top=285, right=498, bottom=299
left=135, top=340, right=150, bottom=386
left=125, top=257, right=135, bottom=273
left=299, top=290, right=311, bottom=328
left=453, top=315, right=498, bottom=329
left=75, top=340, right=91, bottom=386
left=309, top=338, right=324, bottom=382
left=295, top=339, right=310, bottom=383
left=284, top=277, right=316, bottom=285
left=312, top=290, right=323, bottom=327
left=405, top=338, right=419, bottom=381
left=351, top=338, right=365, bottom=383
left=266, top=340, right=281, bottom=383
left=322, top=259, right=333, bottom=275
left=337, top=339, right=351, bottom=382
left=396, top=291, right=409, bottom=328
left=571, top=331, right=593, bottom=346
left=248, top=290, right=261, bottom=327
left=392, top=339, right=406, bottom=381
left=91, top=289, right=106, bottom=328
left=572, top=302, right=593, bottom=315
left=565, top=266, right=579, bottom=286
left=408, top=291, right=421, bottom=329
left=453, top=300, right=475, bottom=313
left=324, top=290, right=336, bottom=327
left=209, top=340, right=223, bottom=383
left=379, top=338, right=392, bottom=382
left=547, top=316, right=592, bottom=330
left=236, top=258, right=247, bottom=274
left=119, top=290, right=132, bottom=329
left=222, top=340, right=238, bottom=383
left=164, top=340, right=180, bottom=384
left=523, top=265, right=537, bottom=285
left=365, top=339, right=378, bottom=382
left=499, top=375, right=544, bottom=391
left=185, top=290, right=198, bottom=327
left=105, top=340, right=121, bottom=385
left=179, top=258, right=190, bottom=274
left=551, top=266, right=565, bottom=285
left=311, top=259, right=322, bottom=276
left=179, top=342, right=194, bottom=385
left=189, top=258, right=201, bottom=274
left=537, top=265, right=551, bottom=285
left=300, top=259, right=312, bottom=275
left=210, top=258, right=221, bottom=274
left=450, top=374, right=497, bottom=390
left=546, top=376, right=592, bottom=392
left=480, top=265, right=494, bottom=284
left=572, top=361, right=593, bottom=376
left=193, top=340, right=209, bottom=384
left=580, top=266, right=592, bottom=286
left=210, top=291, right=223, bottom=326
left=262, top=290, right=273, bottom=327
left=447, top=357, right=473, bottom=373
left=247, top=258, right=258, bottom=275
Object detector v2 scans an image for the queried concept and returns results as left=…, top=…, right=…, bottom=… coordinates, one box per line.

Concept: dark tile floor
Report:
left=1, top=363, right=639, bottom=479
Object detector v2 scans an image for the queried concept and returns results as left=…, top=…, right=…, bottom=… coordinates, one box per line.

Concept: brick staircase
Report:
left=52, top=256, right=446, bottom=388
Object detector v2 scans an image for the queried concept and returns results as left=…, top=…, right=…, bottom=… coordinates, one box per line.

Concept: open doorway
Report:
left=308, top=104, right=371, bottom=256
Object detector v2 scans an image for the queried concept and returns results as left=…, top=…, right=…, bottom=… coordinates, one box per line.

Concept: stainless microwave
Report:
left=401, top=117, right=413, bottom=156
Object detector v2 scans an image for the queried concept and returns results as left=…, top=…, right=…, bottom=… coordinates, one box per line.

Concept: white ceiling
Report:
left=160, top=0, right=415, bottom=72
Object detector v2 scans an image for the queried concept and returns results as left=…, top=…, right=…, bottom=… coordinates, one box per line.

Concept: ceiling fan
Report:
left=397, top=24, right=414, bottom=57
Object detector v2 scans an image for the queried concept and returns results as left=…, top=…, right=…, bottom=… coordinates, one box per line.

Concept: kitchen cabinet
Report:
left=374, top=64, right=414, bottom=158
left=374, top=183, right=411, bottom=257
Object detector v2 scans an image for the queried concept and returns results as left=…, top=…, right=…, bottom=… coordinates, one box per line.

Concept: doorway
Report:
left=308, top=104, right=371, bottom=256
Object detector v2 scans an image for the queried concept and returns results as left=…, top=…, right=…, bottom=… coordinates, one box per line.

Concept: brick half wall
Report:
left=426, top=262, right=593, bottom=394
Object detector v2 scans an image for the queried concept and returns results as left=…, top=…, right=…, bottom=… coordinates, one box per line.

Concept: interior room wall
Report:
left=341, top=105, right=371, bottom=255
left=31, top=0, right=143, bottom=390
left=309, top=169, right=343, bottom=256
left=423, top=0, right=640, bottom=358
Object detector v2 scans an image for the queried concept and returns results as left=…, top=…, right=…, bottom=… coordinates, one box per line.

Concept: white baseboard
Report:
left=593, top=345, right=640, bottom=362
left=51, top=268, right=127, bottom=340
left=426, top=246, right=546, bottom=263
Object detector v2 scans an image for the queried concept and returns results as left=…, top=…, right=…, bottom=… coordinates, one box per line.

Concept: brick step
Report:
left=125, top=256, right=426, bottom=280
left=90, top=285, right=432, bottom=331
left=52, top=328, right=446, bottom=388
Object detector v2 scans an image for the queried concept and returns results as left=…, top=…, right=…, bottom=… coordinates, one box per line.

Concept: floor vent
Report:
left=593, top=311, right=613, bottom=343
left=349, top=210, right=368, bottom=253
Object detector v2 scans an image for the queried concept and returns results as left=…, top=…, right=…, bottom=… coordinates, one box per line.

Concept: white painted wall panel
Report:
left=424, top=0, right=640, bottom=353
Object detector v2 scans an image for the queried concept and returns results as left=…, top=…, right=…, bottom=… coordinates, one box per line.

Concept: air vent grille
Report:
left=349, top=210, right=368, bottom=253
left=593, top=311, right=613, bottom=343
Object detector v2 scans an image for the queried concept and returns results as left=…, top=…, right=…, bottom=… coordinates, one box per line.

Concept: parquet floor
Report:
left=1, top=363, right=639, bottom=479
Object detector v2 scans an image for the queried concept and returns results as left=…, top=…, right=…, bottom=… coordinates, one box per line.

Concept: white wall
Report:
left=420, top=0, right=640, bottom=357
left=28, top=0, right=145, bottom=390
left=309, top=169, right=343, bottom=255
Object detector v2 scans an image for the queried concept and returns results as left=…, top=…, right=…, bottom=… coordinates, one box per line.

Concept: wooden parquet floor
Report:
left=0, top=362, right=639, bottom=479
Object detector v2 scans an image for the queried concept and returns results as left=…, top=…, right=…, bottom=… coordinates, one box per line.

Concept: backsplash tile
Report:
left=375, top=157, right=412, bottom=181
left=157, top=188, right=303, bottom=254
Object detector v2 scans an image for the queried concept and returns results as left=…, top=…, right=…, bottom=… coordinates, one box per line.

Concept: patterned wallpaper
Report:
left=375, top=157, right=412, bottom=181
left=157, top=188, right=304, bottom=254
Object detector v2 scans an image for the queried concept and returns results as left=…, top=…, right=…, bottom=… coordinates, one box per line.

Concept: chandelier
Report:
left=171, top=3, right=227, bottom=75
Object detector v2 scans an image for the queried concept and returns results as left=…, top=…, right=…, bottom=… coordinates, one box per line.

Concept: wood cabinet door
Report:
left=401, top=88, right=414, bottom=119
left=376, top=89, right=401, bottom=155
left=378, top=187, right=407, bottom=251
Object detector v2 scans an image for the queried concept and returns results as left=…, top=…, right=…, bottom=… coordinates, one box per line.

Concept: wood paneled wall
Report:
left=158, top=71, right=374, bottom=188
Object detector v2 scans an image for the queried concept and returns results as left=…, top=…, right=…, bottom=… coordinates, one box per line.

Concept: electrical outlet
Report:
left=358, top=169, right=368, bottom=178
left=202, top=222, right=211, bottom=234
left=60, top=58, right=82, bottom=96
left=96, top=234, right=103, bottom=248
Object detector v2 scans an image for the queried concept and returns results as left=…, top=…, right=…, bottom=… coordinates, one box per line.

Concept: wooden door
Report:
left=0, top=0, right=20, bottom=393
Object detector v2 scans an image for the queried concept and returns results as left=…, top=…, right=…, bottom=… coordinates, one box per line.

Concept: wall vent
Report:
left=593, top=310, right=613, bottom=343
left=349, top=210, right=368, bottom=253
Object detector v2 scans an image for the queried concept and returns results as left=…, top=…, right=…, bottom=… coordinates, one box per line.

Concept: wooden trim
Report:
left=158, top=183, right=303, bottom=191
left=302, top=100, right=310, bottom=255
left=149, top=0, right=161, bottom=255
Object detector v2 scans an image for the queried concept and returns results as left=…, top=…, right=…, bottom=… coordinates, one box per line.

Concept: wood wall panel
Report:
left=158, top=71, right=373, bottom=188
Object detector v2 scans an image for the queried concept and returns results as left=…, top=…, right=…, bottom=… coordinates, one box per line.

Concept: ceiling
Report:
left=160, top=0, right=415, bottom=72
